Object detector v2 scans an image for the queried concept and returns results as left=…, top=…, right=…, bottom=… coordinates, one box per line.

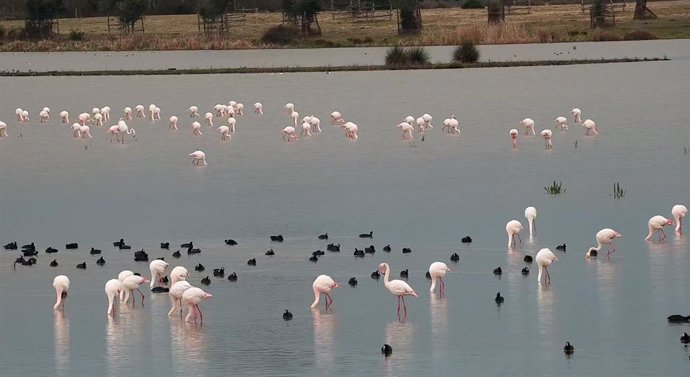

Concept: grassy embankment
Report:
left=0, top=1, right=688, bottom=51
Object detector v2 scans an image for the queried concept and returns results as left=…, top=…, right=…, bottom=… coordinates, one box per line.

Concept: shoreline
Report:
left=0, top=57, right=670, bottom=77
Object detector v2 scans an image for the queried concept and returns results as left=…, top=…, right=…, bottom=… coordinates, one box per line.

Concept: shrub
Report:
left=406, top=46, right=430, bottom=65
left=452, top=40, right=480, bottom=63
left=69, top=29, right=85, bottom=41
left=461, top=0, right=484, bottom=9
left=400, top=5, right=421, bottom=34
left=385, top=45, right=408, bottom=66
left=261, top=25, right=299, bottom=45
left=623, top=30, right=656, bottom=40
left=592, top=30, right=621, bottom=41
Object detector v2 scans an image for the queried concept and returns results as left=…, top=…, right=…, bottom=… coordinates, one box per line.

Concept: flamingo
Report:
left=330, top=111, right=345, bottom=125
left=397, top=122, right=414, bottom=140
left=586, top=228, right=622, bottom=258
left=442, top=115, right=460, bottom=134
left=42, top=107, right=50, bottom=118
left=421, top=113, right=433, bottom=129
left=540, top=129, right=553, bottom=149
left=52, top=275, right=70, bottom=310
left=93, top=113, right=103, bottom=127
left=309, top=116, right=321, bottom=133
left=169, top=116, right=179, bottom=130
left=342, top=122, right=358, bottom=140
left=555, top=116, right=568, bottom=131
left=519, top=118, right=535, bottom=135
left=415, top=117, right=426, bottom=132
left=379, top=262, right=418, bottom=317
left=78, top=113, right=90, bottom=126
left=78, top=125, right=92, bottom=139
left=168, top=280, right=192, bottom=317
left=117, top=270, right=134, bottom=301
left=235, top=103, right=244, bottom=115
left=0, top=121, right=8, bottom=137
left=254, top=103, right=263, bottom=115
left=672, top=204, right=688, bottom=234
left=71, top=123, right=82, bottom=138
left=21, top=110, right=29, bottom=123
left=92, top=107, right=100, bottom=117
left=135, top=105, right=145, bottom=118
left=284, top=103, right=295, bottom=115
left=300, top=122, right=312, bottom=137
left=218, top=125, right=232, bottom=141
left=122, top=275, right=149, bottom=305
left=188, top=106, right=199, bottom=117
left=310, top=274, right=339, bottom=310
left=214, top=104, right=225, bottom=117
left=227, top=116, right=236, bottom=133
left=582, top=119, right=598, bottom=135
left=149, top=260, right=169, bottom=289
left=150, top=106, right=161, bottom=121
left=524, top=206, right=537, bottom=237
left=191, top=121, right=203, bottom=136
left=282, top=126, right=298, bottom=142
left=646, top=215, right=674, bottom=242
left=123, top=107, right=133, bottom=120
left=104, top=279, right=122, bottom=316
left=106, top=125, right=120, bottom=142
left=506, top=220, right=523, bottom=248
left=60, top=111, right=69, bottom=124
left=290, top=111, right=299, bottom=126
left=115, top=119, right=135, bottom=143
left=571, top=108, right=582, bottom=124
left=190, top=150, right=207, bottom=166
left=204, top=112, right=214, bottom=127
left=100, top=106, right=110, bottom=121
left=182, top=287, right=213, bottom=323
left=429, top=262, right=451, bottom=296
left=510, top=129, right=518, bottom=148
left=536, top=248, right=558, bottom=285
left=39, top=110, right=49, bottom=123
left=15, top=108, right=24, bottom=122
left=170, top=266, right=189, bottom=285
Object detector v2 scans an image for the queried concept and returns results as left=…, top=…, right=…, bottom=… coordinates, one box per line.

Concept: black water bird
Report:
left=227, top=272, right=238, bottom=282
left=265, top=249, right=275, bottom=256
left=194, top=263, right=205, bottom=272
left=556, top=244, right=566, bottom=251
left=172, top=250, right=181, bottom=258
left=151, top=287, right=169, bottom=293
left=180, top=242, right=193, bottom=249
left=76, top=262, right=86, bottom=269
left=383, top=245, right=391, bottom=252
left=65, top=243, right=78, bottom=249
left=493, top=267, right=503, bottom=276
left=45, top=247, right=58, bottom=254
left=564, top=342, right=574, bottom=355
left=309, top=255, right=319, bottom=263
left=668, top=315, right=690, bottom=323
left=371, top=270, right=380, bottom=279
left=495, top=292, right=504, bottom=304
left=213, top=267, right=225, bottom=277
left=160, top=242, right=169, bottom=249
left=461, top=236, right=472, bottom=243
left=270, top=235, right=284, bottom=242
left=318, top=234, right=328, bottom=240
left=365, top=245, right=375, bottom=254
left=247, top=258, right=256, bottom=266
left=201, top=276, right=211, bottom=285
left=348, top=277, right=358, bottom=286
left=425, top=271, right=431, bottom=279
left=381, top=344, right=392, bottom=357
left=359, top=231, right=373, bottom=238
left=224, top=239, right=238, bottom=246
left=4, top=241, right=17, bottom=250
left=524, top=255, right=533, bottom=263
left=50, top=259, right=58, bottom=267
left=522, top=267, right=529, bottom=275
left=312, top=250, right=324, bottom=256
left=682, top=333, right=690, bottom=344
left=283, top=310, right=293, bottom=321
left=450, top=253, right=460, bottom=262
left=327, top=243, right=340, bottom=252
left=400, top=269, right=408, bottom=278
left=402, top=248, right=412, bottom=254
left=113, top=239, right=125, bottom=247
left=90, top=247, right=101, bottom=255
left=134, top=250, right=149, bottom=262
left=354, top=249, right=365, bottom=257
left=97, top=257, right=106, bottom=265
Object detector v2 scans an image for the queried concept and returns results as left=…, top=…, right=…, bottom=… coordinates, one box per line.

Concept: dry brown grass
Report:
left=1, top=1, right=689, bottom=51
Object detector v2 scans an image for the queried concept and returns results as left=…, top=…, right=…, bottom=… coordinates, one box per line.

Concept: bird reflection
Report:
left=170, top=319, right=208, bottom=375
left=312, top=309, right=336, bottom=373
left=536, top=284, right=555, bottom=337
left=430, top=294, right=448, bottom=360
left=106, top=308, right=146, bottom=377
left=53, top=310, right=70, bottom=375
left=384, top=320, right=414, bottom=377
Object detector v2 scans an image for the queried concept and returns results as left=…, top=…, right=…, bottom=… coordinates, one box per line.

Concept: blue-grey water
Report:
left=0, top=58, right=689, bottom=377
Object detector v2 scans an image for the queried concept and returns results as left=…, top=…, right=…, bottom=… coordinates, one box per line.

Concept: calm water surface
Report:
left=0, top=59, right=689, bottom=377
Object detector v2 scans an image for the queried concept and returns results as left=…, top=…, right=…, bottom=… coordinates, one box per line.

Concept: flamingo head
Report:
left=202, top=292, right=213, bottom=299
left=665, top=219, right=674, bottom=226
left=378, top=263, right=387, bottom=274
left=331, top=282, right=340, bottom=289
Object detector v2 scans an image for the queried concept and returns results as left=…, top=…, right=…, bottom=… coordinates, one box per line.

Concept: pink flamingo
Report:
left=0, top=121, right=7, bottom=137
left=227, top=116, right=236, bottom=133
left=309, top=115, right=321, bottom=133
left=117, top=270, right=134, bottom=301
left=53, top=275, right=70, bottom=310
left=59, top=111, right=69, bottom=124
left=540, top=129, right=553, bottom=149
left=519, top=118, right=535, bottom=135
left=123, top=107, right=133, bottom=120
left=524, top=206, right=537, bottom=237
left=571, top=108, right=582, bottom=124
left=397, top=122, right=414, bottom=140
left=379, top=262, right=418, bottom=318
left=646, top=215, right=674, bottom=242
left=536, top=248, right=558, bottom=285
left=282, top=126, right=298, bottom=141
left=93, top=113, right=103, bottom=127
left=187, top=106, right=199, bottom=117
left=586, top=228, right=622, bottom=258
left=204, top=112, right=214, bottom=127
left=284, top=103, right=295, bottom=115
left=182, top=287, right=213, bottom=324
left=169, top=116, right=179, bottom=130
left=218, top=125, right=232, bottom=141
left=429, top=262, right=450, bottom=296
left=168, top=280, right=192, bottom=317
left=310, top=274, right=339, bottom=310
left=170, top=266, right=189, bottom=285
left=100, top=106, right=111, bottom=121
left=330, top=111, right=345, bottom=125
left=254, top=103, right=263, bottom=115
left=149, top=260, right=169, bottom=289
left=122, top=275, right=150, bottom=305
left=506, top=220, right=523, bottom=248
left=115, top=119, right=135, bottom=143
left=191, top=121, right=203, bottom=136
left=300, top=122, right=312, bottom=137
left=235, top=103, right=244, bottom=115
left=15, top=108, right=24, bottom=122
left=342, top=122, right=358, bottom=140
left=555, top=116, right=568, bottom=131
left=78, top=113, right=90, bottom=126
left=672, top=204, right=688, bottom=234
left=190, top=150, right=207, bottom=166
left=71, top=123, right=82, bottom=138
left=21, top=110, right=29, bottom=123
left=582, top=119, right=598, bottom=135
left=135, top=105, right=145, bottom=118
left=78, top=125, right=92, bottom=139
left=510, top=129, right=518, bottom=148
left=442, top=115, right=459, bottom=134
left=104, top=279, right=122, bottom=316
left=39, top=110, right=49, bottom=123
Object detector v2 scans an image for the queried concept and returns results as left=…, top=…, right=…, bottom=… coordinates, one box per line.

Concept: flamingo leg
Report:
left=660, top=229, right=667, bottom=242
left=325, top=293, right=333, bottom=310
left=402, top=296, right=408, bottom=316
left=396, top=296, right=401, bottom=315
left=137, top=288, right=145, bottom=305
left=196, top=304, right=203, bottom=323
left=440, top=278, right=445, bottom=297
left=517, top=233, right=522, bottom=244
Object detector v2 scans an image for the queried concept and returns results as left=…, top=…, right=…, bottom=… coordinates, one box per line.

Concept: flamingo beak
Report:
left=142, top=278, right=151, bottom=283
left=204, top=293, right=213, bottom=299
left=667, top=220, right=674, bottom=226
left=333, top=283, right=340, bottom=289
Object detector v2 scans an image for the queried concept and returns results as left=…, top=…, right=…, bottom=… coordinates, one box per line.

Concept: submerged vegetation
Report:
left=612, top=182, right=626, bottom=199
left=545, top=181, right=566, bottom=195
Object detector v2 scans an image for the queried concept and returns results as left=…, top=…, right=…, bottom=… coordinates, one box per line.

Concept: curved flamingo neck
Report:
left=382, top=263, right=391, bottom=286
left=646, top=224, right=655, bottom=240
left=310, top=287, right=320, bottom=309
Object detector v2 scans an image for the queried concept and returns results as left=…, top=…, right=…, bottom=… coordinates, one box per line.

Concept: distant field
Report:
left=1, top=1, right=689, bottom=51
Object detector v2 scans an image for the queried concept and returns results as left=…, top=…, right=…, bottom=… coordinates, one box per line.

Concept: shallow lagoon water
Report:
left=0, top=59, right=689, bottom=377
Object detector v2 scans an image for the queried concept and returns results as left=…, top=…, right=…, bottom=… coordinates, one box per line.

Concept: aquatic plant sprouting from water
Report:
left=612, top=182, right=626, bottom=199
left=544, top=181, right=565, bottom=195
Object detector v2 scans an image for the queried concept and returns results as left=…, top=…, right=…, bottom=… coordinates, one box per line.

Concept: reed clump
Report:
left=545, top=181, right=565, bottom=195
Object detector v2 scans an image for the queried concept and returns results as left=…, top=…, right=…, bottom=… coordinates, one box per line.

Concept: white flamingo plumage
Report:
left=149, top=260, right=169, bottom=289
left=53, top=275, right=70, bottom=310
left=379, top=262, right=418, bottom=317
left=524, top=207, right=537, bottom=237
left=571, top=108, right=582, bottom=124
left=282, top=126, right=298, bottom=142
left=536, top=248, right=558, bottom=285
left=586, top=228, right=622, bottom=258
left=520, top=118, right=535, bottom=135
left=0, top=121, right=7, bottom=137
left=254, top=103, right=263, bottom=115
left=429, top=262, right=451, bottom=296
left=135, top=105, right=145, bottom=118
left=510, top=129, right=518, bottom=148
left=105, top=279, right=122, bottom=316
left=123, top=107, right=133, bottom=120
left=506, top=220, right=523, bottom=248
left=190, top=150, right=207, bottom=166
left=170, top=266, right=189, bottom=285
left=168, top=280, right=192, bottom=317
left=582, top=119, right=598, bottom=136
left=122, top=275, right=149, bottom=305
left=218, top=125, right=232, bottom=141
left=191, top=121, right=203, bottom=136
left=555, top=116, right=568, bottom=131
left=672, top=205, right=688, bottom=234
left=310, top=274, right=339, bottom=310
left=182, top=287, right=213, bottom=323
left=646, top=215, right=674, bottom=242
left=204, top=112, right=214, bottom=127
left=442, top=115, right=459, bottom=134
left=169, top=116, right=179, bottom=130
left=59, top=111, right=69, bottom=124
left=300, top=122, right=312, bottom=137
left=330, top=111, right=345, bottom=125
left=397, top=122, right=414, bottom=140
left=540, top=129, right=553, bottom=149
left=188, top=106, right=199, bottom=117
